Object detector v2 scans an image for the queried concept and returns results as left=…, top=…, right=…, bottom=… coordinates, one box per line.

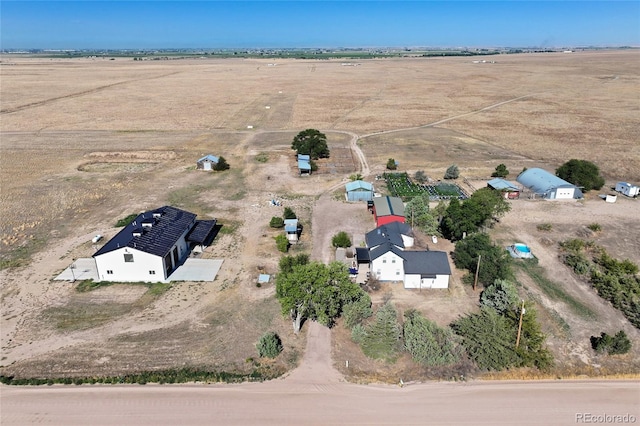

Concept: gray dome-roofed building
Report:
left=516, top=168, right=583, bottom=200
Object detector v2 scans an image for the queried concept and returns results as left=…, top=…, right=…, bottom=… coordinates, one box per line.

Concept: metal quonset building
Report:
left=516, top=168, right=583, bottom=200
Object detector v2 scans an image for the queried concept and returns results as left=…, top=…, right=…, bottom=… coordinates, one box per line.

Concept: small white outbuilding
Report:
left=615, top=182, right=639, bottom=198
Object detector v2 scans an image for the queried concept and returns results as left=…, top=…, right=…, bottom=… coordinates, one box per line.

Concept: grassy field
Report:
left=1, top=51, right=639, bottom=380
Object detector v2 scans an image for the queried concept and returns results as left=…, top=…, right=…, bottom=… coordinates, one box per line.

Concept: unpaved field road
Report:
left=2, top=380, right=638, bottom=425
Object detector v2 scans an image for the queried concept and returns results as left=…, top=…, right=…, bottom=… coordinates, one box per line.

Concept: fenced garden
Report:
left=383, top=172, right=468, bottom=201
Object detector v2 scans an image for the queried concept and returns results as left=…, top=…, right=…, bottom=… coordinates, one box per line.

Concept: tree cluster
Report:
left=403, top=310, right=461, bottom=366
left=560, top=240, right=640, bottom=328
left=451, top=303, right=552, bottom=371
left=404, top=194, right=439, bottom=235
left=590, top=331, right=632, bottom=355
left=440, top=188, right=511, bottom=241
left=453, top=233, right=513, bottom=288
left=291, top=129, right=330, bottom=160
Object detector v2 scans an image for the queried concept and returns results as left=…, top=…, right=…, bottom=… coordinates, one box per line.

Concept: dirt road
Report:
left=2, top=380, right=638, bottom=425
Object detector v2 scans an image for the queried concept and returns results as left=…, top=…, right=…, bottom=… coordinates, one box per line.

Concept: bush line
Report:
left=0, top=367, right=281, bottom=386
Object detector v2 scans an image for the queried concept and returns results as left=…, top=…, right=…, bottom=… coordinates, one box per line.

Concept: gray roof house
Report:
left=360, top=223, right=450, bottom=289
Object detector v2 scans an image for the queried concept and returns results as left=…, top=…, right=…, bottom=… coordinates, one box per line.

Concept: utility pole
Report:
left=473, top=254, right=481, bottom=291
left=516, top=300, right=526, bottom=348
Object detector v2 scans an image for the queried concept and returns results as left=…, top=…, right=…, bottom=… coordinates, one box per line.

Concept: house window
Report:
left=382, top=258, right=386, bottom=263
left=106, top=270, right=113, bottom=275
left=124, top=253, right=134, bottom=263
left=392, top=258, right=396, bottom=263
left=149, top=270, right=156, bottom=275
left=396, top=270, right=400, bottom=276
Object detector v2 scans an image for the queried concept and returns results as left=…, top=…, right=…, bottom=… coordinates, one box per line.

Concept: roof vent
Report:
left=133, top=229, right=142, bottom=237
left=153, top=212, right=162, bottom=219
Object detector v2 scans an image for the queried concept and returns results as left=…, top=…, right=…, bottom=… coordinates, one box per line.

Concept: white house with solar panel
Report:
left=93, top=206, right=217, bottom=282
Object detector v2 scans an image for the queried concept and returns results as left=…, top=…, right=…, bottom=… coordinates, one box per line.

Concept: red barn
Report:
left=372, top=196, right=405, bottom=227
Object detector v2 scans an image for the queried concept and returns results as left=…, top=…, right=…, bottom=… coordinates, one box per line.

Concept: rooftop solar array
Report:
left=94, top=206, right=197, bottom=258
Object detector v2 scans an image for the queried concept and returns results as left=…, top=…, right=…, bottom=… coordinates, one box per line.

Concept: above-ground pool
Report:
left=508, top=243, right=534, bottom=259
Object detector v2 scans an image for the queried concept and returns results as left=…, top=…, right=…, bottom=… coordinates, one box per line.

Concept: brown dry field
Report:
left=1, top=51, right=639, bottom=381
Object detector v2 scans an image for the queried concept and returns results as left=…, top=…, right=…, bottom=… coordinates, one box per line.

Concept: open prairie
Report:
left=1, top=51, right=639, bottom=380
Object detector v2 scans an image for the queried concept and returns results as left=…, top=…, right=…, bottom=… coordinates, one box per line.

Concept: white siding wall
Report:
left=95, top=247, right=165, bottom=282
left=371, top=252, right=404, bottom=281
left=401, top=234, right=414, bottom=248
left=553, top=187, right=575, bottom=199
left=404, top=274, right=449, bottom=289
left=616, top=183, right=640, bottom=197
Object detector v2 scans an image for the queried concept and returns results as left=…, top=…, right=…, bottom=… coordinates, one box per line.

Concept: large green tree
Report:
left=453, top=233, right=513, bottom=287
left=451, top=307, right=520, bottom=370
left=441, top=188, right=510, bottom=240
left=556, top=159, right=605, bottom=191
left=276, top=261, right=364, bottom=333
left=291, top=129, right=330, bottom=160
left=360, top=302, right=402, bottom=362
left=480, top=279, right=519, bottom=315
left=403, top=310, right=461, bottom=366
left=405, top=194, right=439, bottom=235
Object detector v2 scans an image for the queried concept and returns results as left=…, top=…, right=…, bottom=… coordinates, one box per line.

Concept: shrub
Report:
left=491, top=164, right=509, bottom=178
left=115, top=213, right=138, bottom=227
left=590, top=331, right=632, bottom=355
left=256, top=332, right=283, bottom=358
left=536, top=223, right=553, bottom=232
left=275, top=234, right=289, bottom=253
left=213, top=156, right=230, bottom=171
left=414, top=170, right=428, bottom=184
left=386, top=158, right=397, bottom=170
left=255, top=153, right=269, bottom=163
left=444, top=164, right=459, bottom=180
left=283, top=207, right=297, bottom=220
left=331, top=231, right=352, bottom=248
left=587, top=223, right=602, bottom=232
left=564, top=252, right=591, bottom=275
left=269, top=217, right=285, bottom=228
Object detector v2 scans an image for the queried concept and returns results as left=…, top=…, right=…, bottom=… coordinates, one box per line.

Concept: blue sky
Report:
left=2, top=1, right=639, bottom=49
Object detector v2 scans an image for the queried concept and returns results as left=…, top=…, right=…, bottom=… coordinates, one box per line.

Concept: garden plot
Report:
left=384, top=173, right=468, bottom=201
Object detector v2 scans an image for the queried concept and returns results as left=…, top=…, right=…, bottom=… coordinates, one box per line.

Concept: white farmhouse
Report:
left=615, top=182, right=639, bottom=198
left=93, top=206, right=217, bottom=282
left=359, top=223, right=451, bottom=289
